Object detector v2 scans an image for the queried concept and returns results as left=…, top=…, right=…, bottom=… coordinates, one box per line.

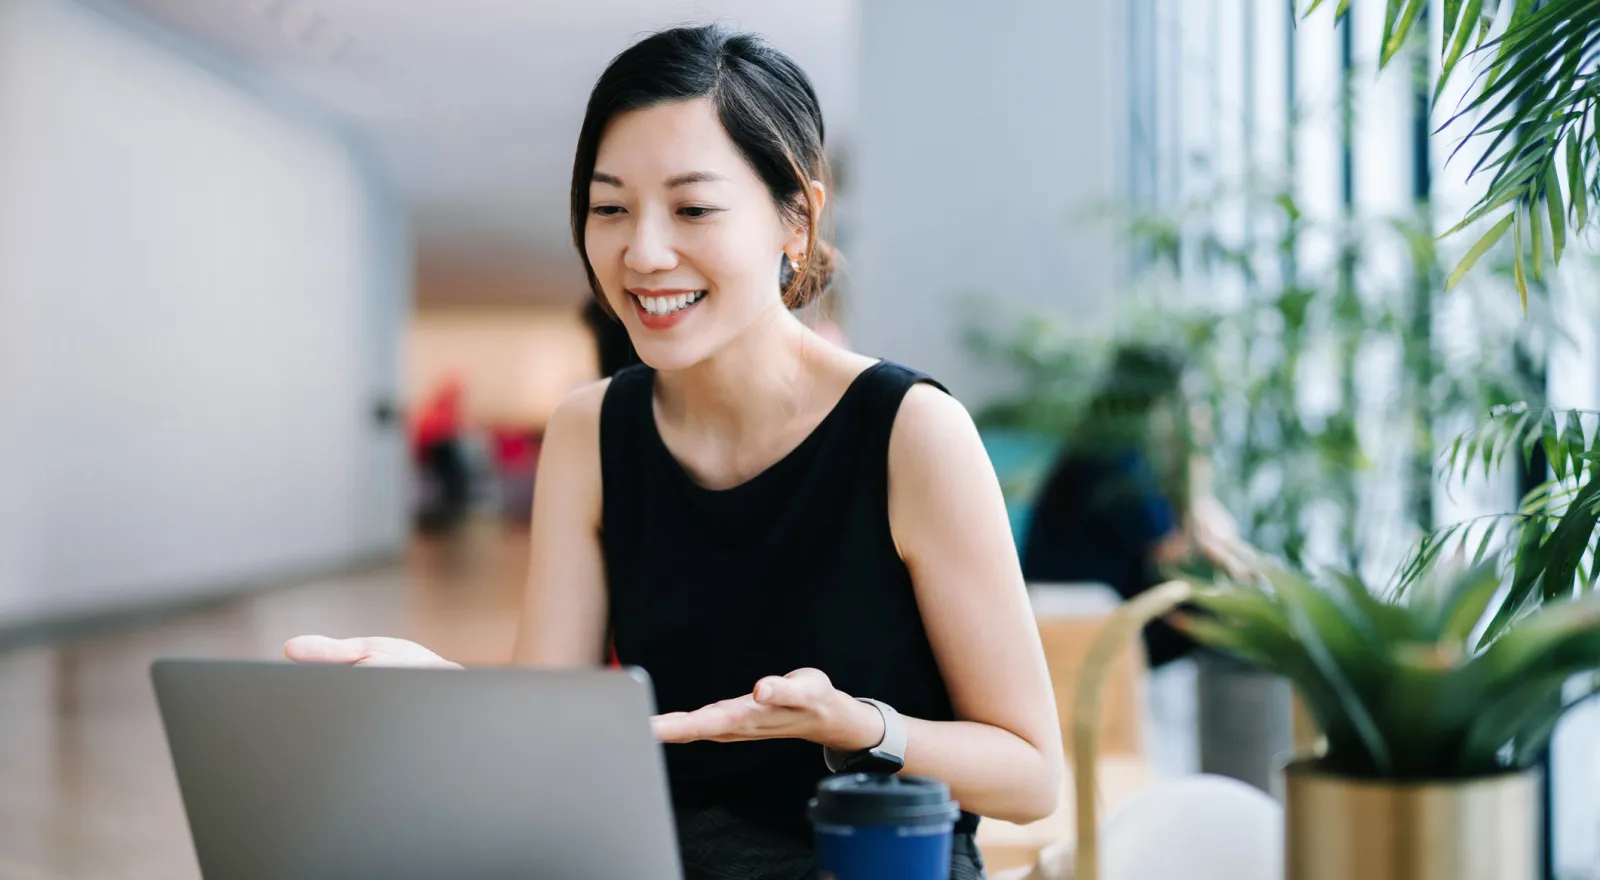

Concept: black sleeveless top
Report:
left=599, top=360, right=981, bottom=841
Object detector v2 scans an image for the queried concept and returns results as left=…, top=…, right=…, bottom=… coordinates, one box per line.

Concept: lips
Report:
left=627, top=288, right=706, bottom=329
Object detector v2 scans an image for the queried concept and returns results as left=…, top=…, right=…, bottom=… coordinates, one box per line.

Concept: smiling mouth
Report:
left=633, top=290, right=706, bottom=316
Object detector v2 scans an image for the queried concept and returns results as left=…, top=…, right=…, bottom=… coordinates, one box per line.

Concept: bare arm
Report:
left=509, top=379, right=611, bottom=667
left=874, top=383, right=1065, bottom=823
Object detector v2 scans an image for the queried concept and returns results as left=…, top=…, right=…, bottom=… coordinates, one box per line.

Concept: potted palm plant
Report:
left=1168, top=555, right=1600, bottom=880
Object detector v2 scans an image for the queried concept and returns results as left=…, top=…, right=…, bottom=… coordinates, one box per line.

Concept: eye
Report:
left=678, top=206, right=719, bottom=219
left=591, top=205, right=625, bottom=217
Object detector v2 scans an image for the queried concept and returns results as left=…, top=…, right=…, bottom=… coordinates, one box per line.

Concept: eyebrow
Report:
left=590, top=171, right=729, bottom=188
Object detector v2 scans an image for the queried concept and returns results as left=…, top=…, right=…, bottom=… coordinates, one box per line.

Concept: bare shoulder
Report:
left=889, top=381, right=982, bottom=469
left=885, top=378, right=1015, bottom=578
left=543, top=377, right=611, bottom=444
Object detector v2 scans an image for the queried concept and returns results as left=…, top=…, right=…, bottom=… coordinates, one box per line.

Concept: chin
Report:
left=631, top=340, right=716, bottom=374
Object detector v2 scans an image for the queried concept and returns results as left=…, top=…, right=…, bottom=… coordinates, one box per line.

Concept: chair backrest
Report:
left=1030, top=582, right=1149, bottom=760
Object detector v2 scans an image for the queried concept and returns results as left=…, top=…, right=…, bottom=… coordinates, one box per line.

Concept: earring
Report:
left=789, top=254, right=804, bottom=273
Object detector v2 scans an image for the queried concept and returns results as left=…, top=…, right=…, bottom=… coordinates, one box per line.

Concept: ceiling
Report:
left=103, top=0, right=859, bottom=298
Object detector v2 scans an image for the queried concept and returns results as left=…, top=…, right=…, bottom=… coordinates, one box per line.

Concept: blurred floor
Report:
left=0, top=520, right=528, bottom=880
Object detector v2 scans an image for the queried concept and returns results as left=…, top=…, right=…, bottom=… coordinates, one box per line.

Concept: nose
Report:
left=623, top=210, right=677, bottom=275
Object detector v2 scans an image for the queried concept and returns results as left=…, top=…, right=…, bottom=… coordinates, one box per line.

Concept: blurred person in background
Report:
left=412, top=374, right=472, bottom=533
left=285, top=24, right=1061, bottom=880
left=1021, top=343, right=1245, bottom=667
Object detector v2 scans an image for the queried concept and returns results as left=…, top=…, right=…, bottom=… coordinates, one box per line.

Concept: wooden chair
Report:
left=997, top=581, right=1283, bottom=880
left=1029, top=583, right=1149, bottom=760
left=976, top=584, right=1156, bottom=872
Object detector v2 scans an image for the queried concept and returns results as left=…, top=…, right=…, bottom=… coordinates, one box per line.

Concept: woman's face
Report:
left=585, top=98, right=806, bottom=372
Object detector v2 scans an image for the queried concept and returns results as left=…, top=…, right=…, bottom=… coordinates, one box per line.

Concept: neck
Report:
left=655, top=301, right=821, bottom=438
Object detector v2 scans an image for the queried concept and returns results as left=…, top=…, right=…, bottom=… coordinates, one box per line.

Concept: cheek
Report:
left=692, top=225, right=779, bottom=292
left=584, top=227, right=623, bottom=284
left=583, top=223, right=615, bottom=271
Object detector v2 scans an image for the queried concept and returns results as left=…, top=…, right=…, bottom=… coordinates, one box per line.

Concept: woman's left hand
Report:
left=650, top=668, right=884, bottom=751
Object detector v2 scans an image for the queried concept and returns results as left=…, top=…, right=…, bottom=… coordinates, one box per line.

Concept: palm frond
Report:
left=1307, top=0, right=1600, bottom=300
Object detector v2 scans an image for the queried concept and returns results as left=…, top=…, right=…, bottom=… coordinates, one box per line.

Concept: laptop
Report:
left=151, top=659, right=683, bottom=880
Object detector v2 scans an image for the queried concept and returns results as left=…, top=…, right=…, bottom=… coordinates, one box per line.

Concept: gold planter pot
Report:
left=1284, top=761, right=1538, bottom=880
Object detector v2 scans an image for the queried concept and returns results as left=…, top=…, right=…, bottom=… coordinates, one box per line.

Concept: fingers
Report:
left=753, top=668, right=831, bottom=708
left=652, top=697, right=763, bottom=743
left=653, top=669, right=834, bottom=744
left=650, top=712, right=700, bottom=743
left=284, top=636, right=462, bottom=669
left=753, top=676, right=806, bottom=709
left=283, top=635, right=368, bottom=664
left=652, top=705, right=735, bottom=743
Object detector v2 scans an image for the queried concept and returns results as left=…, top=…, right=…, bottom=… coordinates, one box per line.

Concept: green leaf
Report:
left=1513, top=678, right=1600, bottom=765
left=1304, top=0, right=1328, bottom=15
left=1504, top=409, right=1535, bottom=473
left=1548, top=162, right=1568, bottom=267
left=1531, top=180, right=1546, bottom=281
left=1382, top=0, right=1404, bottom=45
left=1445, top=213, right=1516, bottom=291
left=1546, top=409, right=1568, bottom=483
left=1441, top=184, right=1527, bottom=239
left=1261, top=565, right=1393, bottom=771
left=1483, top=517, right=1550, bottom=646
left=1572, top=127, right=1590, bottom=230
left=1537, top=476, right=1600, bottom=603
left=1470, top=519, right=1502, bottom=569
left=1514, top=210, right=1529, bottom=312
left=1436, top=560, right=1507, bottom=644
left=1523, top=410, right=1551, bottom=470
left=1485, top=0, right=1555, bottom=92
left=1382, top=0, right=1430, bottom=68
left=1482, top=591, right=1600, bottom=683
left=1568, top=410, right=1587, bottom=482
left=1441, top=0, right=1464, bottom=60
left=1329, top=570, right=1416, bottom=642
left=1462, top=672, right=1568, bottom=769
left=1437, top=0, right=1484, bottom=102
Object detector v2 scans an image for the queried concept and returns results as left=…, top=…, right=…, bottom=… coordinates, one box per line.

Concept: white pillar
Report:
left=848, top=0, right=1129, bottom=406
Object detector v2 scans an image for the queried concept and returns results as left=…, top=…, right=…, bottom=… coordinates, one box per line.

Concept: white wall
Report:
left=0, top=0, right=410, bottom=623
left=849, top=0, right=1128, bottom=405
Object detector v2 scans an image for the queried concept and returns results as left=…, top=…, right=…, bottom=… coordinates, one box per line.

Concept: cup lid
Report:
left=807, top=773, right=961, bottom=827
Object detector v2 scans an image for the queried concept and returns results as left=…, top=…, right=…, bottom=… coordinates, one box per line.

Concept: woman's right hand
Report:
left=283, top=635, right=464, bottom=669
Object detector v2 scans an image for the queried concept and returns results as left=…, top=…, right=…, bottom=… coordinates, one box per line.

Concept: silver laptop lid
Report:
left=151, top=659, right=682, bottom=880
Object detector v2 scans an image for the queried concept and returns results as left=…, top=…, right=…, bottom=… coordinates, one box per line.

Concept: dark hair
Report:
left=1091, top=344, right=1186, bottom=415
left=1067, top=342, right=1188, bottom=451
left=570, top=24, right=836, bottom=312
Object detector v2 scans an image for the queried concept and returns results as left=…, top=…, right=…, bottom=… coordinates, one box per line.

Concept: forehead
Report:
left=593, top=98, right=750, bottom=182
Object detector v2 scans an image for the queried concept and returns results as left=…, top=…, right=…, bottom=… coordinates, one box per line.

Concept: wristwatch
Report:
left=823, top=698, right=907, bottom=775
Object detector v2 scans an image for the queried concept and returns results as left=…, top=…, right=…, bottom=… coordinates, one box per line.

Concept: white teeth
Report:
left=638, top=291, right=704, bottom=316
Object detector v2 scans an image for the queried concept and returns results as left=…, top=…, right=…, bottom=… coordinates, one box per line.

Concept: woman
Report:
left=1022, top=344, right=1244, bottom=667
left=285, top=25, right=1062, bottom=880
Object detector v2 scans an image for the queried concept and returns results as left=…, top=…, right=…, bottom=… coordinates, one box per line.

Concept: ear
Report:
left=783, top=180, right=828, bottom=261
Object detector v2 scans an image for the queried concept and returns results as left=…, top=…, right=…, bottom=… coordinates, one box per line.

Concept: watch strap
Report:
left=824, top=698, right=906, bottom=773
